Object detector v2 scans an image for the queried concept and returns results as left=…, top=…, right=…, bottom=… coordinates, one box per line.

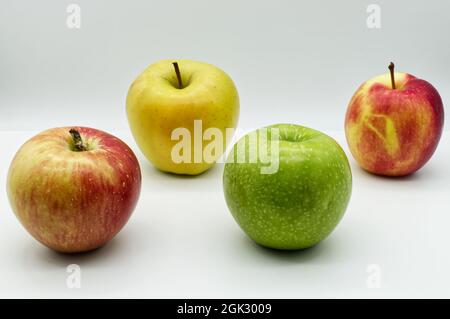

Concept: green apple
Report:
left=126, top=59, right=239, bottom=175
left=223, top=124, right=352, bottom=250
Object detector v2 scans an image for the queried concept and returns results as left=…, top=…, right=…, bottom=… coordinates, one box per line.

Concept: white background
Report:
left=1, top=0, right=449, bottom=131
left=0, top=0, right=449, bottom=298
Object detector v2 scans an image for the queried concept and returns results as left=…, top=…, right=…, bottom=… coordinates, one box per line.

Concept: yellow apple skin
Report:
left=126, top=60, right=240, bottom=175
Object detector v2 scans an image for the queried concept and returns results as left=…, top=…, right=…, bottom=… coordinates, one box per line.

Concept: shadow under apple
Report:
left=236, top=232, right=347, bottom=265
left=18, top=219, right=154, bottom=270
left=140, top=161, right=225, bottom=194
left=352, top=160, right=447, bottom=189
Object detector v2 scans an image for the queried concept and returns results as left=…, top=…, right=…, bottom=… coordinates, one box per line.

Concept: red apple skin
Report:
left=345, top=72, right=444, bottom=176
left=6, top=127, right=141, bottom=253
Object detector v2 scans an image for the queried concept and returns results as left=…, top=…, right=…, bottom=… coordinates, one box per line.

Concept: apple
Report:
left=6, top=127, right=141, bottom=253
left=345, top=63, right=444, bottom=176
left=223, top=124, right=352, bottom=250
left=126, top=59, right=239, bottom=175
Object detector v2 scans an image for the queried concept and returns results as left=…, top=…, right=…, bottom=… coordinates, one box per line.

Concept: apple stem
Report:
left=388, top=62, right=396, bottom=90
left=69, top=129, right=88, bottom=152
left=172, top=62, right=183, bottom=89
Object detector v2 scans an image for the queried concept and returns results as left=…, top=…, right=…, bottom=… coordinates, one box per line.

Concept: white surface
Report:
left=0, top=130, right=449, bottom=298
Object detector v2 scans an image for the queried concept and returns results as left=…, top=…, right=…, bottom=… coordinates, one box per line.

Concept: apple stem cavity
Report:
left=69, top=129, right=88, bottom=152
left=388, top=62, right=396, bottom=90
left=172, top=62, right=183, bottom=89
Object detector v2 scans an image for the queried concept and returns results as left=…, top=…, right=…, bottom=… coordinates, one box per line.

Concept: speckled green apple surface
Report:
left=223, top=124, right=352, bottom=250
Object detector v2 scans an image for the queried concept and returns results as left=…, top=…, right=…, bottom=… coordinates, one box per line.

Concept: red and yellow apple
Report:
left=6, top=127, right=141, bottom=253
left=345, top=63, right=444, bottom=176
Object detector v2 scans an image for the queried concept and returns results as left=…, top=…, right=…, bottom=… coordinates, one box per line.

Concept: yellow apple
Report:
left=126, top=59, right=240, bottom=175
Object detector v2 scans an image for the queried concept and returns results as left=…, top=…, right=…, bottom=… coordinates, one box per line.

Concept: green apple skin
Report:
left=223, top=124, right=352, bottom=250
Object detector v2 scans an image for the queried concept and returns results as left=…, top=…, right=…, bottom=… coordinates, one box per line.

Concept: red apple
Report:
left=345, top=63, right=444, bottom=176
left=6, top=127, right=141, bottom=253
